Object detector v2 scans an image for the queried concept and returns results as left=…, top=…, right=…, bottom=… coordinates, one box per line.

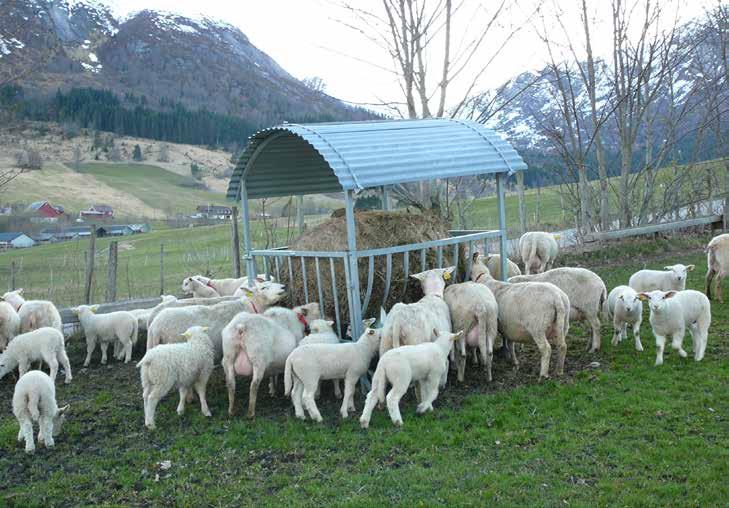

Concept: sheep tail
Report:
left=136, top=354, right=150, bottom=369
left=371, top=363, right=387, bottom=404
left=284, top=355, right=294, bottom=397
left=529, top=236, right=539, bottom=268
left=27, top=392, right=40, bottom=420
left=132, top=322, right=139, bottom=346
left=600, top=286, right=608, bottom=321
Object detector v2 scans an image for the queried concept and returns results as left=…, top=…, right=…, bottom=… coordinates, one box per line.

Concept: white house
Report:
left=0, top=232, right=35, bottom=249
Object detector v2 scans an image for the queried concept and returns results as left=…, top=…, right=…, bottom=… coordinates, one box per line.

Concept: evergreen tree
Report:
left=132, top=144, right=143, bottom=161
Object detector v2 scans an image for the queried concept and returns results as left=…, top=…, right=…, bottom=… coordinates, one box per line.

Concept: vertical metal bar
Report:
left=436, top=245, right=443, bottom=268
left=297, top=195, right=305, bottom=234
left=382, top=186, right=391, bottom=211
left=240, top=182, right=257, bottom=288
left=497, top=173, right=509, bottom=282
left=329, top=258, right=342, bottom=340
left=300, top=256, right=309, bottom=303
left=420, top=248, right=426, bottom=273
left=274, top=256, right=281, bottom=283
left=287, top=256, right=295, bottom=304
left=482, top=238, right=488, bottom=257
left=382, top=253, right=392, bottom=309
left=466, top=241, right=473, bottom=281
left=262, top=256, right=270, bottom=281
left=452, top=243, right=459, bottom=277
left=10, top=261, right=16, bottom=291
left=231, top=206, right=241, bottom=278
left=315, top=257, right=325, bottom=314
left=344, top=190, right=363, bottom=340
left=159, top=244, right=164, bottom=295
left=342, top=255, right=356, bottom=337
left=361, top=255, right=375, bottom=317
left=402, top=251, right=409, bottom=296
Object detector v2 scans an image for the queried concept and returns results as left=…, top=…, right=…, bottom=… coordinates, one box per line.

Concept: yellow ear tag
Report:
left=443, top=272, right=451, bottom=281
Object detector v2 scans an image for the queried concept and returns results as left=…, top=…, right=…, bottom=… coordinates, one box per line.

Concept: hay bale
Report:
left=272, top=211, right=465, bottom=325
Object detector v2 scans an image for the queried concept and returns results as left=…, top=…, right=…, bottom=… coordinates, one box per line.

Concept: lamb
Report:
left=359, top=329, right=463, bottom=429
left=0, top=327, right=72, bottom=384
left=284, top=318, right=379, bottom=422
left=221, top=312, right=298, bottom=418
left=136, top=326, right=215, bottom=430
left=519, top=232, right=559, bottom=274
left=481, top=254, right=522, bottom=280
left=606, top=285, right=643, bottom=351
left=182, top=277, right=220, bottom=298
left=443, top=282, right=498, bottom=382
left=509, top=267, right=607, bottom=352
left=297, top=319, right=342, bottom=399
left=262, top=302, right=322, bottom=344
left=705, top=234, right=729, bottom=302
left=380, top=267, right=454, bottom=357
left=0, top=301, right=20, bottom=351
left=191, top=274, right=272, bottom=296
left=146, top=282, right=287, bottom=359
left=629, top=264, right=695, bottom=293
left=12, top=371, right=69, bottom=453
left=1, top=289, right=62, bottom=334
left=471, top=252, right=569, bottom=378
left=146, top=295, right=241, bottom=330
left=72, top=305, right=137, bottom=366
left=113, top=295, right=179, bottom=360
left=638, top=290, right=711, bottom=366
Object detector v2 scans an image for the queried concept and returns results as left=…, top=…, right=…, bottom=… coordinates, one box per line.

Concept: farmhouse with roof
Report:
left=80, top=204, right=114, bottom=219
left=28, top=201, right=65, bottom=223
left=196, top=205, right=233, bottom=220
left=0, top=232, right=35, bottom=249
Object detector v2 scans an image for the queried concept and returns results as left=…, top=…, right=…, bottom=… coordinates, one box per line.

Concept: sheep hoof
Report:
left=296, top=413, right=306, bottom=421
left=393, top=419, right=403, bottom=427
left=359, top=419, right=369, bottom=429
left=145, top=423, right=156, bottom=430
left=25, top=447, right=35, bottom=454
left=635, top=345, right=644, bottom=352
left=340, top=413, right=348, bottom=420
left=65, top=379, right=72, bottom=385
left=678, top=349, right=688, bottom=358
left=246, top=411, right=255, bottom=419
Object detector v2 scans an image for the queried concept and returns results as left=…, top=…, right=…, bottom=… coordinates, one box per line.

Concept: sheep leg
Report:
left=58, top=350, right=73, bottom=384
left=39, top=416, right=54, bottom=448
left=122, top=336, right=133, bottom=364
left=268, top=376, right=276, bottom=397
left=481, top=338, right=493, bottom=383
left=113, top=341, right=123, bottom=361
left=100, top=342, right=109, bottom=365
left=654, top=334, right=666, bottom=366
left=611, top=316, right=622, bottom=346
left=223, top=359, right=237, bottom=416
left=533, top=334, right=552, bottom=379
left=340, top=375, right=357, bottom=419
left=194, top=373, right=212, bottom=417
left=84, top=337, right=97, bottom=367
left=359, top=390, right=379, bottom=429
left=705, top=268, right=716, bottom=300
left=18, top=359, right=30, bottom=377
left=454, top=349, right=466, bottom=383
left=145, top=387, right=163, bottom=429
left=588, top=314, right=601, bottom=353
left=333, top=379, right=342, bottom=399
left=247, top=367, right=265, bottom=419
left=471, top=348, right=479, bottom=365
left=314, top=382, right=321, bottom=400
left=671, top=330, right=688, bottom=358
left=509, top=340, right=519, bottom=369
left=302, top=386, right=323, bottom=423
left=632, top=319, right=643, bottom=352
left=416, top=378, right=438, bottom=414
left=292, top=379, right=306, bottom=420
left=20, top=420, right=35, bottom=453
left=177, top=387, right=189, bottom=415
left=385, top=380, right=408, bottom=427
left=46, top=356, right=59, bottom=382
left=716, top=274, right=724, bottom=303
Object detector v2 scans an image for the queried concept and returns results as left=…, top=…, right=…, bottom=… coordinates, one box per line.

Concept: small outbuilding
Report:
left=0, top=232, right=35, bottom=249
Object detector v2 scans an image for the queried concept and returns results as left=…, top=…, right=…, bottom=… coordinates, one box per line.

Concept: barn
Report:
left=0, top=232, right=35, bottom=249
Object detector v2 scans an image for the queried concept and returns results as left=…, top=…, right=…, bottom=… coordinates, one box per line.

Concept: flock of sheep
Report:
left=1, top=231, right=728, bottom=453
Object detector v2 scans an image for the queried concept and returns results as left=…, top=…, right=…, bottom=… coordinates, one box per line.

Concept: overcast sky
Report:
left=111, top=0, right=715, bottom=114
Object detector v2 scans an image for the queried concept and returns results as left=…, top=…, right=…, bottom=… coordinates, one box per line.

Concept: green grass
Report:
left=1, top=234, right=728, bottom=505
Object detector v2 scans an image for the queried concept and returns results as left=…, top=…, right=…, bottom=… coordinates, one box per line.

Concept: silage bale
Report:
left=271, top=211, right=465, bottom=325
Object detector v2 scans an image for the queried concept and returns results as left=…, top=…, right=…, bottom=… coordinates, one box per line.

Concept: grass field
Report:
left=1, top=234, right=728, bottom=505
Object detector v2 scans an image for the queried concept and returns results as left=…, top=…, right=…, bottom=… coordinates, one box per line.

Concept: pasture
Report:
left=1, top=234, right=727, bottom=506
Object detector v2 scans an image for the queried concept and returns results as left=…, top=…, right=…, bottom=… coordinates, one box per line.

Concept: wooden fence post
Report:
left=159, top=244, right=165, bottom=296
left=10, top=261, right=16, bottom=291
left=297, top=195, right=305, bottom=234
left=516, top=171, right=527, bottom=233
left=106, top=241, right=118, bottom=302
left=84, top=225, right=96, bottom=304
left=231, top=206, right=241, bottom=278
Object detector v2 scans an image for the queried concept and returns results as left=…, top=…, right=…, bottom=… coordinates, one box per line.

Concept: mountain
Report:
left=0, top=0, right=373, bottom=127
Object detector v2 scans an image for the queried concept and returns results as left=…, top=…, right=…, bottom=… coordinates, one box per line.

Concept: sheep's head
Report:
left=239, top=281, right=287, bottom=306
left=309, top=319, right=335, bottom=334
left=161, top=295, right=177, bottom=304
left=410, top=267, right=455, bottom=297
left=1, top=289, right=25, bottom=311
left=181, top=277, right=196, bottom=295
left=470, top=252, right=493, bottom=283
left=618, top=288, right=641, bottom=313
left=359, top=318, right=381, bottom=348
left=664, top=264, right=694, bottom=286
left=295, top=302, right=321, bottom=321
left=72, top=305, right=99, bottom=316
left=638, top=290, right=677, bottom=313
left=52, top=404, right=70, bottom=437
left=182, top=326, right=209, bottom=342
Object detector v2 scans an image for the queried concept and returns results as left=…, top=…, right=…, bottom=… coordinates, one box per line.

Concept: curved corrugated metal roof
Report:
left=227, top=118, right=527, bottom=200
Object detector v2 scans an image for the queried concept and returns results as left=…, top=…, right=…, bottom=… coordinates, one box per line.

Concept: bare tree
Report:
left=72, top=145, right=84, bottom=171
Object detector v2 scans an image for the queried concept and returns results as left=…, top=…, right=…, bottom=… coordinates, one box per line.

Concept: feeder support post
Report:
left=240, top=182, right=257, bottom=288
left=496, top=173, right=509, bottom=282
left=344, top=189, right=363, bottom=339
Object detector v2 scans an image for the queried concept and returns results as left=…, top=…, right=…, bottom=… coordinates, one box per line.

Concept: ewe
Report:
left=518, top=232, right=559, bottom=274
left=1, top=289, right=62, bottom=335
left=0, top=327, right=72, bottom=384
left=13, top=370, right=69, bottom=453
left=0, top=301, right=20, bottom=351
left=285, top=318, right=380, bottom=422
left=359, top=329, right=463, bottom=428
left=638, top=290, right=710, bottom=366
left=705, top=233, right=729, bottom=302
left=181, top=277, right=220, bottom=298
left=606, top=286, right=643, bottom=351
left=471, top=252, right=569, bottom=379
left=509, top=267, right=607, bottom=352
left=629, top=264, right=694, bottom=293
left=380, top=267, right=454, bottom=357
left=137, top=326, right=215, bottom=430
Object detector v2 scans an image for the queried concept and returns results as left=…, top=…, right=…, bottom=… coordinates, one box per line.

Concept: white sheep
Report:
left=629, top=264, right=695, bottom=293
left=509, top=267, right=607, bottom=352
left=1, top=289, right=62, bottom=334
left=13, top=370, right=69, bottom=453
left=606, top=285, right=643, bottom=351
left=0, top=327, right=72, bottom=384
left=136, top=326, right=215, bottom=430
left=221, top=312, right=299, bottom=418
left=112, top=295, right=179, bottom=361
left=705, top=234, right=729, bottom=302
left=181, top=277, right=221, bottom=298
left=262, top=302, right=321, bottom=344
left=359, top=329, right=463, bottom=428
left=284, top=318, right=379, bottom=422
left=146, top=295, right=241, bottom=330
left=380, top=267, right=454, bottom=357
left=519, top=232, right=559, bottom=274
left=443, top=281, right=498, bottom=382
left=297, top=319, right=342, bottom=399
left=471, top=252, right=569, bottom=379
left=638, top=290, right=711, bottom=366
left=0, top=301, right=20, bottom=351
left=147, top=283, right=286, bottom=359
left=481, top=254, right=522, bottom=280
left=191, top=274, right=272, bottom=296
left=72, top=305, right=137, bottom=366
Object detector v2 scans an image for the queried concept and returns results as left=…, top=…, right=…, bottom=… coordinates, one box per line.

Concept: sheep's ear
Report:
left=201, top=326, right=209, bottom=332
left=452, top=330, right=465, bottom=341
left=687, top=264, right=695, bottom=271
left=58, top=404, right=70, bottom=414
left=410, top=272, right=425, bottom=281
left=181, top=330, right=191, bottom=339
left=16, top=288, right=23, bottom=295
left=637, top=293, right=649, bottom=301
left=367, top=328, right=376, bottom=335
left=90, top=305, right=100, bottom=313
left=663, top=265, right=674, bottom=270
left=432, top=328, right=439, bottom=338
left=326, top=320, right=335, bottom=327
left=379, top=307, right=387, bottom=324
left=241, top=287, right=254, bottom=297
left=443, top=266, right=456, bottom=280
left=363, top=317, right=376, bottom=328
left=255, top=276, right=266, bottom=283
left=472, top=251, right=481, bottom=263
left=618, top=295, right=624, bottom=301
left=664, top=291, right=678, bottom=299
